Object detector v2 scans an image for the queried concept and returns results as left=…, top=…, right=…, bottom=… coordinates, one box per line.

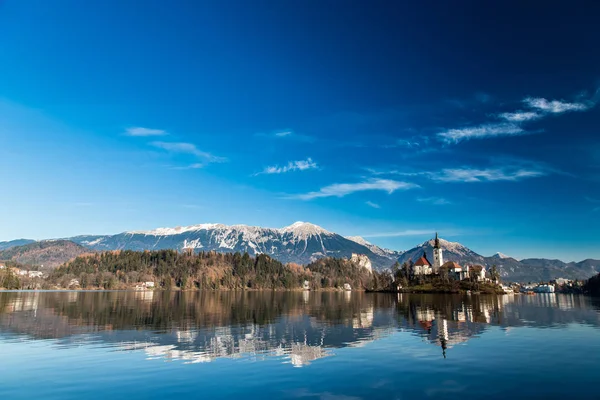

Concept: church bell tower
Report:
left=433, top=232, right=443, bottom=273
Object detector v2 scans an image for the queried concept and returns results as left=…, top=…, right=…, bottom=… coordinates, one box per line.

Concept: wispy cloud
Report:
left=417, top=196, right=451, bottom=205
left=366, top=201, right=381, bottom=209
left=430, top=166, right=547, bottom=182
left=151, top=141, right=227, bottom=164
left=256, top=129, right=315, bottom=143
left=288, top=179, right=419, bottom=200
left=437, top=123, right=525, bottom=143
left=499, top=111, right=541, bottom=122
left=126, top=127, right=168, bottom=136
left=524, top=97, right=590, bottom=113
left=438, top=87, right=597, bottom=145
left=257, top=158, right=318, bottom=175
left=171, top=163, right=207, bottom=170
left=382, top=159, right=555, bottom=183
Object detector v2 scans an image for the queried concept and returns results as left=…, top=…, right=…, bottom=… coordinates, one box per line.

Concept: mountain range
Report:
left=1, top=221, right=599, bottom=282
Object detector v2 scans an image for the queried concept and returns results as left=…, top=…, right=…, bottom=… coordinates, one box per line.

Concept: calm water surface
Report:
left=1, top=291, right=599, bottom=399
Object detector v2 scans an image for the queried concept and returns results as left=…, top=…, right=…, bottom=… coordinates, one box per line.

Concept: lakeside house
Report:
left=135, top=281, right=156, bottom=290
left=534, top=284, right=555, bottom=293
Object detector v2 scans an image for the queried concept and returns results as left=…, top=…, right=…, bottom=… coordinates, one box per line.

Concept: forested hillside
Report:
left=48, top=250, right=376, bottom=291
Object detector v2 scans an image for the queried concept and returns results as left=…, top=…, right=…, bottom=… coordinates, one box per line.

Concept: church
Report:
left=412, top=233, right=444, bottom=276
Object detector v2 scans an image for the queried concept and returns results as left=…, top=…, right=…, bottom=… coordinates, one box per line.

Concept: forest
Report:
left=44, top=250, right=379, bottom=291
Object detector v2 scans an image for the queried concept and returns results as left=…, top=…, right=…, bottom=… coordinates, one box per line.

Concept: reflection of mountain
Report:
left=0, top=291, right=599, bottom=363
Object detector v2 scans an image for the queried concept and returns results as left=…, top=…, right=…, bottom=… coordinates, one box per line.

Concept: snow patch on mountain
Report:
left=279, top=221, right=331, bottom=236
left=491, top=252, right=513, bottom=260
left=130, top=223, right=225, bottom=236
left=346, top=236, right=403, bottom=258
left=345, top=236, right=371, bottom=246
left=422, top=238, right=472, bottom=257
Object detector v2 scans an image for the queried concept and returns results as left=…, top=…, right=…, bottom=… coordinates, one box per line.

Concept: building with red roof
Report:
left=413, top=252, right=432, bottom=275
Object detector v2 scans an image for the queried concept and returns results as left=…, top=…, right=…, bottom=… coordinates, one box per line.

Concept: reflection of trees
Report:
left=0, top=292, right=599, bottom=363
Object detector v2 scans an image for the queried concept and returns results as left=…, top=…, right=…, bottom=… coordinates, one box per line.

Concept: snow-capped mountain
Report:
left=68, top=222, right=401, bottom=270
left=3, top=223, right=598, bottom=281
left=398, top=238, right=486, bottom=266
left=345, top=236, right=403, bottom=259
left=490, top=252, right=516, bottom=260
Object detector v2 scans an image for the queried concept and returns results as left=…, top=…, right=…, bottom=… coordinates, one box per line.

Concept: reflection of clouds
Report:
left=118, top=336, right=332, bottom=367
left=288, top=343, right=330, bottom=367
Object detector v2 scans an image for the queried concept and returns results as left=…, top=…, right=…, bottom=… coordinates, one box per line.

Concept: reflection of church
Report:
left=408, top=300, right=500, bottom=358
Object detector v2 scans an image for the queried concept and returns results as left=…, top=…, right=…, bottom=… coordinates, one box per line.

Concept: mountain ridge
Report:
left=0, top=240, right=92, bottom=269
left=66, top=221, right=401, bottom=270
left=2, top=222, right=599, bottom=282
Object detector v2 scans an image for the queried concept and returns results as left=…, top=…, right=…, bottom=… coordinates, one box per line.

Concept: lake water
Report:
left=1, top=291, right=599, bottom=399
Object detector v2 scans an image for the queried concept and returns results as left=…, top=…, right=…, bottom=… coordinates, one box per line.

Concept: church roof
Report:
left=441, top=261, right=462, bottom=270
left=414, top=252, right=431, bottom=267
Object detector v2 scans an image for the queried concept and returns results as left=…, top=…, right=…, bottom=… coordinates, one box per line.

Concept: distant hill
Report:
left=397, top=238, right=600, bottom=283
left=0, top=240, right=92, bottom=269
left=0, top=239, right=36, bottom=251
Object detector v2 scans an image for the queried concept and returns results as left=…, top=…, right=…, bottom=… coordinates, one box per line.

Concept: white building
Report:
left=535, top=284, right=555, bottom=293
left=440, top=261, right=467, bottom=280
left=413, top=253, right=432, bottom=275
left=466, top=265, right=487, bottom=282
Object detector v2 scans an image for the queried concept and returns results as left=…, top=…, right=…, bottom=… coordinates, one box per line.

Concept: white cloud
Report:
left=430, top=166, right=547, bottom=182
left=126, top=127, right=167, bottom=136
left=171, top=163, right=206, bottom=170
left=151, top=141, right=227, bottom=163
left=524, top=97, right=589, bottom=113
left=417, top=197, right=451, bottom=205
left=384, top=159, right=553, bottom=183
left=256, top=129, right=315, bottom=142
left=437, top=123, right=525, bottom=143
left=258, top=158, right=318, bottom=175
left=289, top=179, right=419, bottom=200
left=499, top=111, right=541, bottom=122
left=365, top=201, right=381, bottom=209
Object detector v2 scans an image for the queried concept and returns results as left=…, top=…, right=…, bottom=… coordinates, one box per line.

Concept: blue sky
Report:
left=1, top=0, right=599, bottom=261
